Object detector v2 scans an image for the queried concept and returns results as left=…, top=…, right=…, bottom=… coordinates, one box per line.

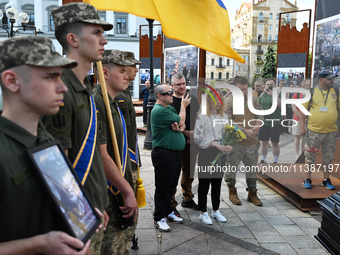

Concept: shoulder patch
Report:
left=51, top=111, right=68, bottom=133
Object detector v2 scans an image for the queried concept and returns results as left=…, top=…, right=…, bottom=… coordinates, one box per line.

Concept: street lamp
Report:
left=0, top=3, right=30, bottom=37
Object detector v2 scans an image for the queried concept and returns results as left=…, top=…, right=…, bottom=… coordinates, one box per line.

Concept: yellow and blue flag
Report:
left=84, top=0, right=245, bottom=63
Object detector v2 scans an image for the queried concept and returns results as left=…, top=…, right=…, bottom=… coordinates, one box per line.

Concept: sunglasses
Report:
left=160, top=91, right=173, bottom=96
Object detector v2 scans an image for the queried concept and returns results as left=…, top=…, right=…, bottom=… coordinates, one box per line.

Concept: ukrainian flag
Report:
left=84, top=0, right=245, bottom=63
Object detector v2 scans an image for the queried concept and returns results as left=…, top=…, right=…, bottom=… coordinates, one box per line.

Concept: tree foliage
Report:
left=261, top=46, right=276, bottom=79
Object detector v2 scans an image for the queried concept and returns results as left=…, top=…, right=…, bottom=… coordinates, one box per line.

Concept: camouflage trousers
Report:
left=90, top=212, right=104, bottom=255
left=305, top=129, right=337, bottom=164
left=224, top=143, right=258, bottom=189
left=101, top=194, right=137, bottom=255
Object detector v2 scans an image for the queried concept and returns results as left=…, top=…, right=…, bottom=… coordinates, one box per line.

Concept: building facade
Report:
left=232, top=0, right=298, bottom=82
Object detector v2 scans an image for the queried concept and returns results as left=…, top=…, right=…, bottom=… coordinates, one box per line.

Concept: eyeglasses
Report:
left=160, top=90, right=173, bottom=96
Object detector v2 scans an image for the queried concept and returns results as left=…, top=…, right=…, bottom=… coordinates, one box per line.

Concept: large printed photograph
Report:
left=312, top=14, right=340, bottom=84
left=164, top=45, right=199, bottom=86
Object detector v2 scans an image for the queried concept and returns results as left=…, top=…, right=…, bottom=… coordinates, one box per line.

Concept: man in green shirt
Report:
left=41, top=3, right=113, bottom=254
left=0, top=36, right=90, bottom=254
left=151, top=84, right=190, bottom=231
left=94, top=49, right=138, bottom=255
left=258, top=78, right=282, bottom=164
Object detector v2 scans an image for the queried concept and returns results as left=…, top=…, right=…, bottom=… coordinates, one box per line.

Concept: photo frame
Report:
left=27, top=141, right=101, bottom=243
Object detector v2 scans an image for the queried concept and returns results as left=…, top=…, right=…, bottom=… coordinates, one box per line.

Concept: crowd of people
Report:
left=1, top=2, right=339, bottom=254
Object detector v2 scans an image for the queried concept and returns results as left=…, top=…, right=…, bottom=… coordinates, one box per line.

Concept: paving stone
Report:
left=129, top=240, right=159, bottom=255
left=254, top=206, right=286, bottom=216
left=284, top=235, right=324, bottom=249
left=295, top=248, right=329, bottom=255
left=290, top=217, right=321, bottom=229
left=237, top=211, right=266, bottom=222
left=241, top=238, right=260, bottom=246
left=274, top=201, right=298, bottom=210
left=221, top=217, right=245, bottom=227
left=282, top=209, right=312, bottom=218
left=261, top=243, right=298, bottom=255
left=265, top=216, right=295, bottom=225
left=222, top=226, right=254, bottom=239
left=255, top=234, right=286, bottom=244
left=273, top=225, right=305, bottom=235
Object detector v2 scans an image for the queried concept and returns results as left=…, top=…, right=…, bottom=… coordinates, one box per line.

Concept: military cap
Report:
left=318, top=70, right=338, bottom=79
left=52, top=2, right=113, bottom=31
left=0, top=36, right=77, bottom=73
left=122, top=51, right=141, bottom=65
left=102, top=49, right=134, bottom=66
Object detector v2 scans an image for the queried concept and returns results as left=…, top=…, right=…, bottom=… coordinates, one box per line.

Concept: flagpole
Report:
left=144, top=18, right=156, bottom=150
left=96, top=61, right=122, bottom=172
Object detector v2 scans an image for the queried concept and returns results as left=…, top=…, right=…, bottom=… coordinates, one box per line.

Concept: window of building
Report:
left=236, top=65, right=239, bottom=71
left=211, top=72, right=214, bottom=79
left=227, top=59, right=230, bottom=66
left=259, top=12, right=263, bottom=22
left=256, top=66, right=261, bottom=74
left=269, top=24, right=272, bottom=30
left=276, top=24, right=279, bottom=30
left=275, top=34, right=278, bottom=41
left=269, top=13, right=273, bottom=19
left=219, top=57, right=223, bottom=67
left=211, top=58, right=215, bottom=66
left=115, top=12, right=128, bottom=34
left=245, top=56, right=248, bottom=61
left=259, top=24, right=263, bottom=30
left=22, top=4, right=34, bottom=25
left=258, top=34, right=262, bottom=42
left=0, top=3, right=8, bottom=26
left=276, top=13, right=279, bottom=19
left=268, top=34, right=272, bottom=41
left=218, top=72, right=222, bottom=79
left=226, top=72, right=229, bottom=78
left=46, top=5, right=57, bottom=31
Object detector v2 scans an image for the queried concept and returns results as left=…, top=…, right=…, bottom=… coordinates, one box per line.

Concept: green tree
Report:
left=261, top=46, right=276, bottom=79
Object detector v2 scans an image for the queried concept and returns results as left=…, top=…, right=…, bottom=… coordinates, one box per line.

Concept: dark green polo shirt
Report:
left=259, top=92, right=282, bottom=126
left=94, top=86, right=133, bottom=189
left=116, top=90, right=139, bottom=170
left=42, top=69, right=108, bottom=212
left=0, top=116, right=64, bottom=242
left=151, top=104, right=186, bottom=151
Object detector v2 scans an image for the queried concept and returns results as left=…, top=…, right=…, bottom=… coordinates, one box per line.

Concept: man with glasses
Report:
left=170, top=73, right=200, bottom=215
left=252, top=80, right=263, bottom=100
left=300, top=70, right=339, bottom=190
left=151, top=84, right=190, bottom=232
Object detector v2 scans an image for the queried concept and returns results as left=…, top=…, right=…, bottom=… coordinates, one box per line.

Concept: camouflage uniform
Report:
left=46, top=3, right=112, bottom=255
left=224, top=94, right=262, bottom=189
left=305, top=129, right=338, bottom=164
left=115, top=51, right=141, bottom=244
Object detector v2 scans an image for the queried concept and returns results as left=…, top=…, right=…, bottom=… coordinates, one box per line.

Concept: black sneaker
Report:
left=172, top=207, right=181, bottom=217
left=181, top=200, right=199, bottom=211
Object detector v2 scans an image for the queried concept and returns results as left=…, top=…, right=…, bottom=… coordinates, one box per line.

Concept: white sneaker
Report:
left=211, top=210, right=227, bottom=222
left=199, top=212, right=213, bottom=225
left=154, top=218, right=171, bottom=232
left=168, top=211, right=183, bottom=223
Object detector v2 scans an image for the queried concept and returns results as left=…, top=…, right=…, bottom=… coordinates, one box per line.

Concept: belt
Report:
left=153, top=147, right=182, bottom=155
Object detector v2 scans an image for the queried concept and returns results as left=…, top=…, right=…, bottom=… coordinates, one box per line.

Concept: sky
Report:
left=223, top=0, right=316, bottom=29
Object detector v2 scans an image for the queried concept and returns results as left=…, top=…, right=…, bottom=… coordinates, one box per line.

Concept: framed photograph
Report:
left=27, top=141, right=101, bottom=243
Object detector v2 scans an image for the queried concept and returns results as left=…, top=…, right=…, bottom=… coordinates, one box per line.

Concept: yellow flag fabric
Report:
left=84, top=0, right=245, bottom=63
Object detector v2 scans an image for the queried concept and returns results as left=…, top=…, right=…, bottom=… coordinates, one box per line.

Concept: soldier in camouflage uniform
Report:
left=115, top=51, right=141, bottom=249
left=224, top=76, right=263, bottom=206
left=94, top=49, right=138, bottom=255
left=41, top=3, right=113, bottom=255
left=0, top=36, right=90, bottom=254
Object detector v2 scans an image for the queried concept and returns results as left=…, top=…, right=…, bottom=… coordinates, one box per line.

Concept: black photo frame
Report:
left=27, top=141, right=101, bottom=244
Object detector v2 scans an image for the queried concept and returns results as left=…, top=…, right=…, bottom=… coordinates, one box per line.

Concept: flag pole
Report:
left=96, top=61, right=122, bottom=172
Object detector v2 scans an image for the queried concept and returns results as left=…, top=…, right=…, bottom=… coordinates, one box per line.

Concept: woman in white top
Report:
left=194, top=90, right=232, bottom=225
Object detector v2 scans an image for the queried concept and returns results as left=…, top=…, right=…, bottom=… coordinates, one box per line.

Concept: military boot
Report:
left=247, top=188, right=262, bottom=206
left=228, top=187, right=241, bottom=205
